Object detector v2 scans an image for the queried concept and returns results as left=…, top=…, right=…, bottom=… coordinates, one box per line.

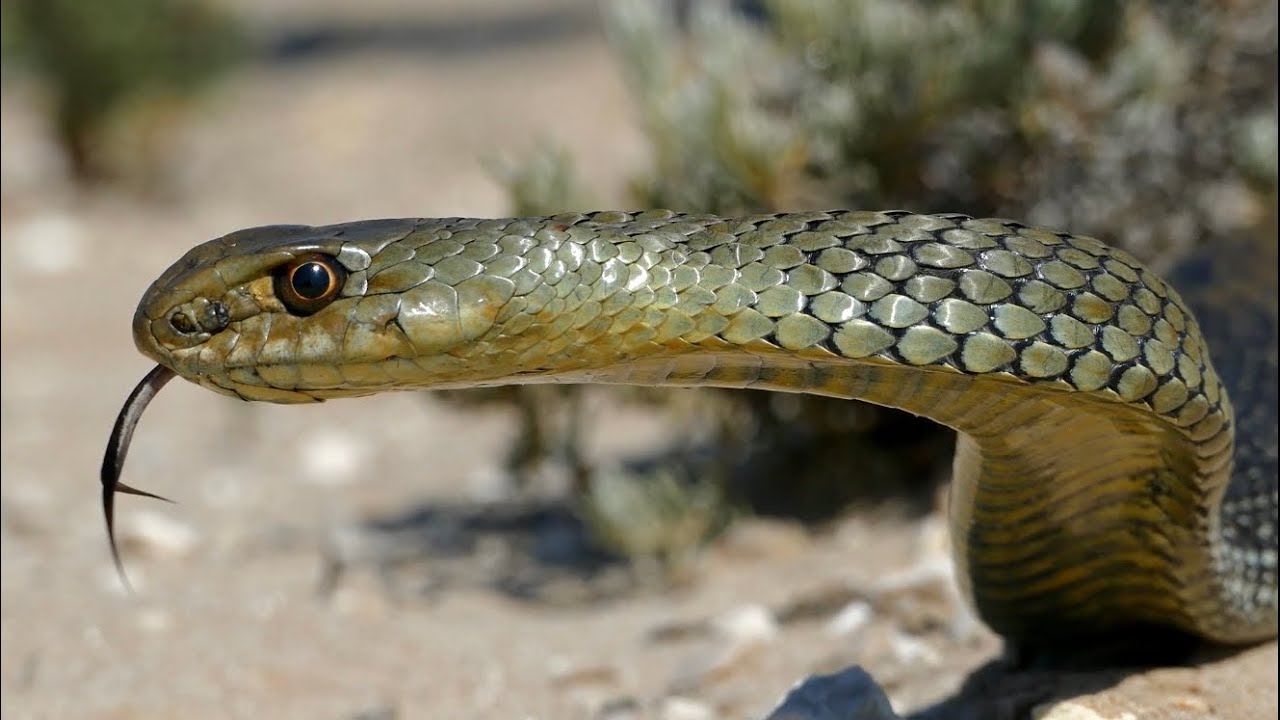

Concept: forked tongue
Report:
left=100, top=364, right=178, bottom=592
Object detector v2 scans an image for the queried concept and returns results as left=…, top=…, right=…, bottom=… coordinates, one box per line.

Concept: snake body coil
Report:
left=110, top=210, right=1277, bottom=645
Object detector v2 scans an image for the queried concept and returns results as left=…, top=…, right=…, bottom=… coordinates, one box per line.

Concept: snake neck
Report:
left=549, top=348, right=1262, bottom=643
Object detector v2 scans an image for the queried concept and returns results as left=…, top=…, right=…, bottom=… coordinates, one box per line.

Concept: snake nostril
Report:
left=198, top=301, right=230, bottom=333
left=169, top=311, right=197, bottom=334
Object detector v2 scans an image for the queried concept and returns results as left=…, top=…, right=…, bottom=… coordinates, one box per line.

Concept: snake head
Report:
left=132, top=217, right=539, bottom=403
left=133, top=219, right=442, bottom=403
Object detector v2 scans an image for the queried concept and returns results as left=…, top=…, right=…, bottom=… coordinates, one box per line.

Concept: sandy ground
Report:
left=1, top=7, right=1275, bottom=719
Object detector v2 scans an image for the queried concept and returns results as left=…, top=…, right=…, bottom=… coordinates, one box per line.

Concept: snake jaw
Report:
left=100, top=364, right=178, bottom=591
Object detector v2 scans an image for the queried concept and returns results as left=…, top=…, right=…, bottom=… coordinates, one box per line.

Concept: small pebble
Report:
left=711, top=603, right=778, bottom=645
left=825, top=600, right=874, bottom=638
left=888, top=631, right=939, bottom=666
left=1032, top=703, right=1131, bottom=720
left=120, top=510, right=199, bottom=558
left=659, top=696, right=716, bottom=720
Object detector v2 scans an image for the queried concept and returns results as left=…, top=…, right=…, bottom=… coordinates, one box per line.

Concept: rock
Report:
left=1027, top=644, right=1277, bottom=720
left=765, top=667, right=901, bottom=720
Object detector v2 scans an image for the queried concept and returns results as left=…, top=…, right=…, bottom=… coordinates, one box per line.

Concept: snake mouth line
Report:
left=100, top=363, right=178, bottom=591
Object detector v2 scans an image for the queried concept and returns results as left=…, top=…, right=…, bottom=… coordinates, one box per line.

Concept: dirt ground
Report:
left=1, top=5, right=1275, bottom=719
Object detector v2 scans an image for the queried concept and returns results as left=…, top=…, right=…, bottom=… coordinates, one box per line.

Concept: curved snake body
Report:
left=107, top=210, right=1278, bottom=645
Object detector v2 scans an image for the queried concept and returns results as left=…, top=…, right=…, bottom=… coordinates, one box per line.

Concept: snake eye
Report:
left=274, top=254, right=346, bottom=316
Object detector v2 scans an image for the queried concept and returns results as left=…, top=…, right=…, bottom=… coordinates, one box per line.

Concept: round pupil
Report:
left=291, top=262, right=333, bottom=299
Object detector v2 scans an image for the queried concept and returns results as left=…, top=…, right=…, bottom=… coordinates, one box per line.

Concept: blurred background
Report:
left=1, top=1, right=1275, bottom=718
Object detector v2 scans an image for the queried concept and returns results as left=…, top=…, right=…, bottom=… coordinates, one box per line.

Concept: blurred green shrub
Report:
left=4, top=0, right=243, bottom=183
left=489, top=141, right=594, bottom=218
left=499, top=0, right=1276, bottom=557
left=605, top=0, right=1275, bottom=258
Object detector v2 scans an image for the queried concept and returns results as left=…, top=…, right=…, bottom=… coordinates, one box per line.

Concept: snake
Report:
left=101, top=209, right=1278, bottom=647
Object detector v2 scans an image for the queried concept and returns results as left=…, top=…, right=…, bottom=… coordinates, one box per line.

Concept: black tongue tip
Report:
left=100, top=364, right=178, bottom=592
